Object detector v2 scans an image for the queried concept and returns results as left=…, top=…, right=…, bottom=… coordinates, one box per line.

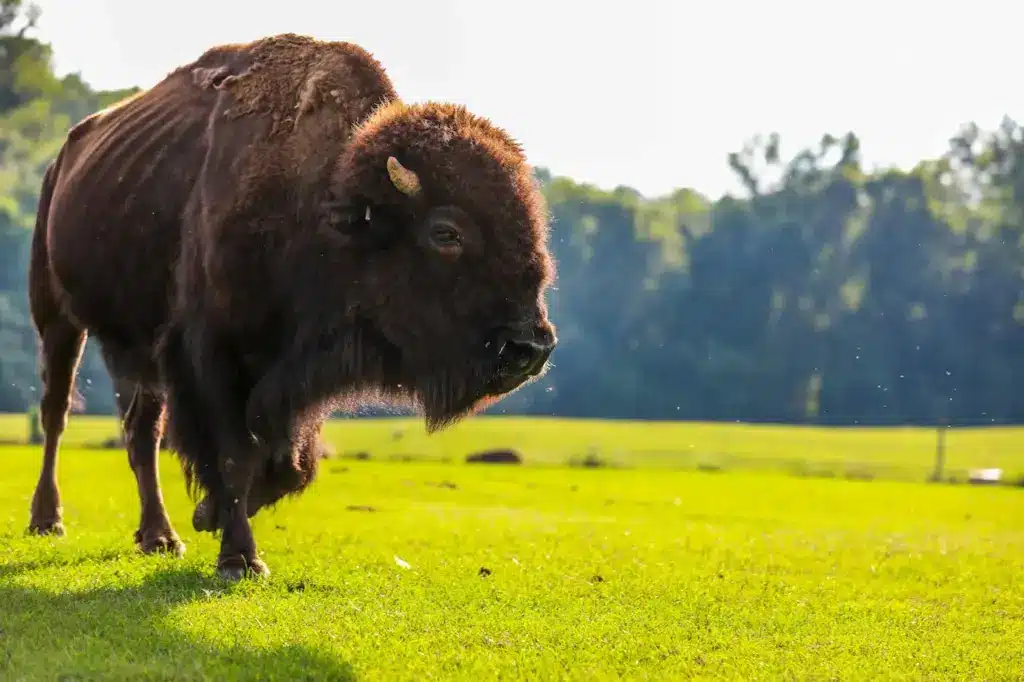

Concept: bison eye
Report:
left=428, top=219, right=463, bottom=254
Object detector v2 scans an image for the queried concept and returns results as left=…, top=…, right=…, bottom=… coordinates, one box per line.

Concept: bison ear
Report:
left=386, top=156, right=422, bottom=197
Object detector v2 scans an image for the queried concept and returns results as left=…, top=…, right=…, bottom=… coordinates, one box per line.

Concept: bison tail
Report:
left=28, top=153, right=85, bottom=413
left=28, top=157, right=61, bottom=329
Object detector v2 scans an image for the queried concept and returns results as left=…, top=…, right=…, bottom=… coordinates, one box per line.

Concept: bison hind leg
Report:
left=110, top=376, right=185, bottom=557
left=27, top=315, right=86, bottom=537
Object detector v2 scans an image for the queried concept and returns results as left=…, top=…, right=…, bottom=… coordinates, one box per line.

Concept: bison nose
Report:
left=498, top=330, right=556, bottom=378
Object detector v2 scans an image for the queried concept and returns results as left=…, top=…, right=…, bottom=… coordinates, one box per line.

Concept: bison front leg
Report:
left=246, top=425, right=324, bottom=520
left=191, top=428, right=323, bottom=534
left=207, top=416, right=325, bottom=581
left=160, top=321, right=270, bottom=580
left=172, top=416, right=270, bottom=580
left=213, top=453, right=270, bottom=581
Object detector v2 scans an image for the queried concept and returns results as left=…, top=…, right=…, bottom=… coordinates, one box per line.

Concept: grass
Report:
left=1, top=417, right=1022, bottom=680
left=2, top=412, right=1022, bottom=482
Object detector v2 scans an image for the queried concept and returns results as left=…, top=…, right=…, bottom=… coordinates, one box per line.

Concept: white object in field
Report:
left=968, top=468, right=1002, bottom=483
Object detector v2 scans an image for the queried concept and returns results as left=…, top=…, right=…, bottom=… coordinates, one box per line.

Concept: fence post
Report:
left=930, top=424, right=947, bottom=482
left=27, top=405, right=43, bottom=445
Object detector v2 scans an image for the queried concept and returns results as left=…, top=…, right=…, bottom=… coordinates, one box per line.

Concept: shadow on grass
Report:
left=0, top=554, right=356, bottom=681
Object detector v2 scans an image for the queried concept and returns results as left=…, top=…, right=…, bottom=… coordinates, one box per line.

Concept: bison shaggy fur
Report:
left=25, top=33, right=557, bottom=580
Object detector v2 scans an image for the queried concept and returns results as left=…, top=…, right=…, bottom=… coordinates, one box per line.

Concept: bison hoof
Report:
left=135, top=529, right=186, bottom=557
left=27, top=519, right=65, bottom=537
left=192, top=497, right=217, bottom=533
left=216, top=555, right=270, bottom=582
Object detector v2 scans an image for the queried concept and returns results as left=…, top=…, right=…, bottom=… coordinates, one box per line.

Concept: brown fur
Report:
left=25, top=33, right=557, bottom=579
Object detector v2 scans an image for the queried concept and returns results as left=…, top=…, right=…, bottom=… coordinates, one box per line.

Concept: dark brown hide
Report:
left=26, top=33, right=556, bottom=579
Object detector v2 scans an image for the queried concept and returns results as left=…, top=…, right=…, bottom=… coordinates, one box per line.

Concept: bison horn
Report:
left=386, top=156, right=421, bottom=196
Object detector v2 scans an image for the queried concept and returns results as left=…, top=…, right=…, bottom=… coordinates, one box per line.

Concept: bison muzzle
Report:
left=23, top=33, right=557, bottom=580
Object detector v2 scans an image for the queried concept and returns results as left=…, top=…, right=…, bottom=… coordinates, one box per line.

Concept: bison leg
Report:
left=113, top=379, right=185, bottom=556
left=208, top=420, right=323, bottom=579
left=211, top=453, right=271, bottom=581
left=160, top=322, right=270, bottom=580
left=249, top=425, right=323, bottom=514
left=191, top=427, right=324, bottom=533
left=27, top=315, right=86, bottom=537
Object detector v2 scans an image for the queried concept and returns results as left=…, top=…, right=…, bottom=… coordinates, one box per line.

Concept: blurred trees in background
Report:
left=1, top=2, right=1021, bottom=425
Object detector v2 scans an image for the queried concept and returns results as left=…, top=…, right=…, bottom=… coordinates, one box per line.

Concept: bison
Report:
left=26, top=33, right=557, bottom=580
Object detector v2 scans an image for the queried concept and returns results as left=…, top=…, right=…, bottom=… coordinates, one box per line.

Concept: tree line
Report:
left=1, top=2, right=1021, bottom=426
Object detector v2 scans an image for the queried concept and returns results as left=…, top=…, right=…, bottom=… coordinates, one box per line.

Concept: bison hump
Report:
left=188, top=33, right=399, bottom=137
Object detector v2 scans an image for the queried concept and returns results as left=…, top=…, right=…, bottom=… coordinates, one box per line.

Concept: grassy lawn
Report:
left=1, top=413, right=1022, bottom=482
left=1, top=432, right=1022, bottom=680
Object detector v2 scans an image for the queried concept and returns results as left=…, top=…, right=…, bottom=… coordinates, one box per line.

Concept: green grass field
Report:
left=1, top=415, right=1022, bottom=679
left=1, top=412, right=1023, bottom=482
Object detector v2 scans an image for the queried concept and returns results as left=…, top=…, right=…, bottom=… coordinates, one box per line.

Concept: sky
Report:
left=28, top=0, right=1024, bottom=200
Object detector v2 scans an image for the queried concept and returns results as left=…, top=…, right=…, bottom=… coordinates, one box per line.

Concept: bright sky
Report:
left=30, top=0, right=1024, bottom=200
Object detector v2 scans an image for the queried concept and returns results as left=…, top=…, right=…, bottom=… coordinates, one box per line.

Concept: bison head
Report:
left=324, top=101, right=557, bottom=431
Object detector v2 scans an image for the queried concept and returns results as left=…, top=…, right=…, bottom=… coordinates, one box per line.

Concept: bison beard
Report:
left=23, top=33, right=556, bottom=581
